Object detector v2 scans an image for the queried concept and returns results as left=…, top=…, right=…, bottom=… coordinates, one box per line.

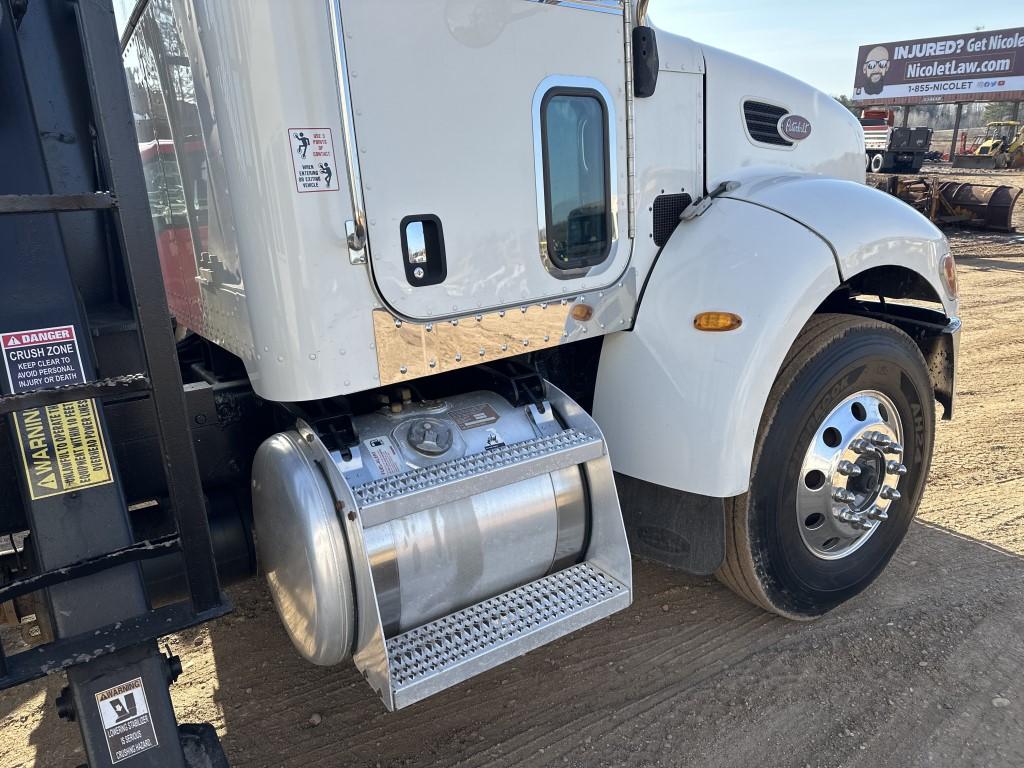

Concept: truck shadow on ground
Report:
left=198, top=519, right=1024, bottom=768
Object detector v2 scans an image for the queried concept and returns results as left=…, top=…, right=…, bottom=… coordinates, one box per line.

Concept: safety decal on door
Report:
left=288, top=128, right=340, bottom=193
left=2, top=325, right=114, bottom=500
left=95, top=677, right=159, bottom=764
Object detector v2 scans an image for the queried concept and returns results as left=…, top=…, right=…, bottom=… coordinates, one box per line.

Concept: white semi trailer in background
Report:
left=115, top=0, right=960, bottom=713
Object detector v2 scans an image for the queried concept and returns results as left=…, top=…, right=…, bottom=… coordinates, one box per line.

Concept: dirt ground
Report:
left=3, top=167, right=1024, bottom=768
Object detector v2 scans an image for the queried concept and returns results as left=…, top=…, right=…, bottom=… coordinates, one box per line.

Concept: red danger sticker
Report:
left=2, top=324, right=84, bottom=394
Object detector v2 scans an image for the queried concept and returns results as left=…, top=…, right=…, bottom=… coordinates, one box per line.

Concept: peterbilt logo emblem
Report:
left=779, top=114, right=812, bottom=141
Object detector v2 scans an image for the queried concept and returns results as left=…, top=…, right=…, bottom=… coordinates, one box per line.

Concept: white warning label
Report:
left=363, top=435, right=403, bottom=478
left=288, top=128, right=340, bottom=193
left=95, top=677, right=159, bottom=764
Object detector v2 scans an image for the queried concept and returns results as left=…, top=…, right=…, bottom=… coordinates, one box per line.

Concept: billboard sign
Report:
left=853, top=27, right=1024, bottom=105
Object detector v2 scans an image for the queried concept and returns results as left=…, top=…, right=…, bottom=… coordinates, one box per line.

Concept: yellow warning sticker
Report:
left=14, top=399, right=113, bottom=500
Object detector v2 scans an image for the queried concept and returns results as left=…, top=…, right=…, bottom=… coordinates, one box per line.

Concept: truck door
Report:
left=339, top=0, right=631, bottom=321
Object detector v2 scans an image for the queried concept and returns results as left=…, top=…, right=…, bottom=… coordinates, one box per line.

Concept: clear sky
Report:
left=650, top=2, right=1014, bottom=97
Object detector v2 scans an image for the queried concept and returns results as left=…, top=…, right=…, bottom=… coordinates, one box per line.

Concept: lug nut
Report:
left=833, top=507, right=868, bottom=528
left=865, top=505, right=889, bottom=521
left=886, top=461, right=908, bottom=476
left=868, top=431, right=892, bottom=447
left=880, top=486, right=901, bottom=501
left=832, top=488, right=856, bottom=503
left=833, top=508, right=856, bottom=523
left=883, top=442, right=904, bottom=455
left=837, top=460, right=862, bottom=477
left=850, top=438, right=871, bottom=454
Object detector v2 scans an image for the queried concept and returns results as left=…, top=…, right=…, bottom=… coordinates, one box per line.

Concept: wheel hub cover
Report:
left=796, top=390, right=907, bottom=560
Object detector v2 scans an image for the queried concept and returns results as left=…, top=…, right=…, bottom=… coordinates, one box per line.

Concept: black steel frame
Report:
left=1, top=0, right=230, bottom=763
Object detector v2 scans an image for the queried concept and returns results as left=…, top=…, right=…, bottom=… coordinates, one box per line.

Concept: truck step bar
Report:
left=352, top=427, right=604, bottom=526
left=387, top=562, right=629, bottom=709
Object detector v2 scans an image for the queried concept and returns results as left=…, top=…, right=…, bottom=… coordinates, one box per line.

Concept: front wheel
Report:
left=716, top=314, right=935, bottom=619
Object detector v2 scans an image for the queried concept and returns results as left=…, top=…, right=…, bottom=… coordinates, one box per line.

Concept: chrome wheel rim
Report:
left=796, top=390, right=906, bottom=560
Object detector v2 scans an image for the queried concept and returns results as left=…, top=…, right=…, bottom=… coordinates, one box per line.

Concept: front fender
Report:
left=722, top=174, right=958, bottom=318
left=593, top=198, right=839, bottom=498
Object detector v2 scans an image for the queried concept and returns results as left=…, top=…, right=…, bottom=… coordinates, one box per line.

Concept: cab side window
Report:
left=540, top=90, right=611, bottom=271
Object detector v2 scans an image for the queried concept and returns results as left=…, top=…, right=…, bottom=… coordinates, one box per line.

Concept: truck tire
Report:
left=864, top=152, right=871, bottom=171
left=716, top=314, right=934, bottom=619
left=870, top=152, right=885, bottom=173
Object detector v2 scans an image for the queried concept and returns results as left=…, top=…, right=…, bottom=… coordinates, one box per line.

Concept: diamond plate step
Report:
left=352, top=428, right=604, bottom=526
left=385, top=562, right=630, bottom=709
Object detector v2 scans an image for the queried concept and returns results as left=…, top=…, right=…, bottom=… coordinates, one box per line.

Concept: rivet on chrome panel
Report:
left=479, top=349, right=485, bottom=357
left=399, top=366, right=408, bottom=374
left=523, top=340, right=529, bottom=347
left=501, top=343, right=508, bottom=352
left=543, top=335, right=550, bottom=342
left=451, top=319, right=458, bottom=326
left=394, top=319, right=402, bottom=328
left=476, top=314, right=482, bottom=322
left=455, top=353, right=462, bottom=362
left=425, top=323, right=433, bottom=332
left=521, top=306, right=528, bottom=314
left=541, top=303, right=548, bottom=309
left=429, top=359, right=437, bottom=369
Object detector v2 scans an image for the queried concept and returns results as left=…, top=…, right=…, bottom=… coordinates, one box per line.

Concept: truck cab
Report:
left=110, top=0, right=959, bottom=712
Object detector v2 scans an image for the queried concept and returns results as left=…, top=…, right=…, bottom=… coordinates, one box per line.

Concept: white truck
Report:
left=116, top=0, right=960, bottom=713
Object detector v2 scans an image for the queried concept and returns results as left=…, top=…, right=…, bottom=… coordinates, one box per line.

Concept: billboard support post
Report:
left=950, top=103, right=964, bottom=162
left=1013, top=101, right=1021, bottom=122
left=901, top=107, right=910, bottom=127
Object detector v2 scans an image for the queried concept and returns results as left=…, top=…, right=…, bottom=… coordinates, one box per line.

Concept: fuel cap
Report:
left=406, top=418, right=453, bottom=456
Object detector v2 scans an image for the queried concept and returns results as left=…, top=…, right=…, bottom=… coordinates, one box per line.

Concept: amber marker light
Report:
left=571, top=303, right=594, bottom=322
left=693, top=311, right=743, bottom=332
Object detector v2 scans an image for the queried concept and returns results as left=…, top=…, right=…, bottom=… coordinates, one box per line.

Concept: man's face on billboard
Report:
left=863, top=46, right=890, bottom=83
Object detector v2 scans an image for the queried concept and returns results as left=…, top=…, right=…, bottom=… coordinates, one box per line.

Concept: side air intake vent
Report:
left=743, top=101, right=792, bottom=147
left=652, top=193, right=692, bottom=246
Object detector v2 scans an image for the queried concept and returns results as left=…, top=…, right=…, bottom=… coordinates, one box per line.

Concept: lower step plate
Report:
left=386, top=562, right=629, bottom=709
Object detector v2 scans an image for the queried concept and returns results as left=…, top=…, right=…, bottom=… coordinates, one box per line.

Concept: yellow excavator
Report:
left=954, top=121, right=1024, bottom=169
